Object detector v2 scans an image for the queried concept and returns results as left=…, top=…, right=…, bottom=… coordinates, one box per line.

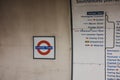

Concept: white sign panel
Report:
left=71, top=0, right=120, bottom=80
left=33, top=36, right=55, bottom=59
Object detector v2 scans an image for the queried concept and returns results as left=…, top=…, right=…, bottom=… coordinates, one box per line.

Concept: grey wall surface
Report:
left=0, top=0, right=71, bottom=80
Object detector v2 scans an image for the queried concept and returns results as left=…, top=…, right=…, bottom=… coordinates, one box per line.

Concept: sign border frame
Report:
left=70, top=0, right=73, bottom=80
left=33, top=36, right=56, bottom=60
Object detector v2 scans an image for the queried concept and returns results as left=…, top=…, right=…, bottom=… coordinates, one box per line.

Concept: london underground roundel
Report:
left=35, top=40, right=53, bottom=55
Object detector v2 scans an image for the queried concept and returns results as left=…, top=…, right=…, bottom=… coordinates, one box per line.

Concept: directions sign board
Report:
left=71, top=0, right=120, bottom=80
left=33, top=36, right=55, bottom=59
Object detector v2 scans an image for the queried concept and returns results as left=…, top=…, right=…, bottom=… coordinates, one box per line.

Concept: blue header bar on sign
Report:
left=87, top=11, right=104, bottom=15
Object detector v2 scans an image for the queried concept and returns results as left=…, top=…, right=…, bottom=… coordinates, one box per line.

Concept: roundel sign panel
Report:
left=33, top=36, right=55, bottom=59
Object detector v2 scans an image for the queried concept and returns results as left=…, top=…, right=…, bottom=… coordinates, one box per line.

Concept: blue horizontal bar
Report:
left=87, top=11, right=104, bottom=15
left=35, top=46, right=53, bottom=50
